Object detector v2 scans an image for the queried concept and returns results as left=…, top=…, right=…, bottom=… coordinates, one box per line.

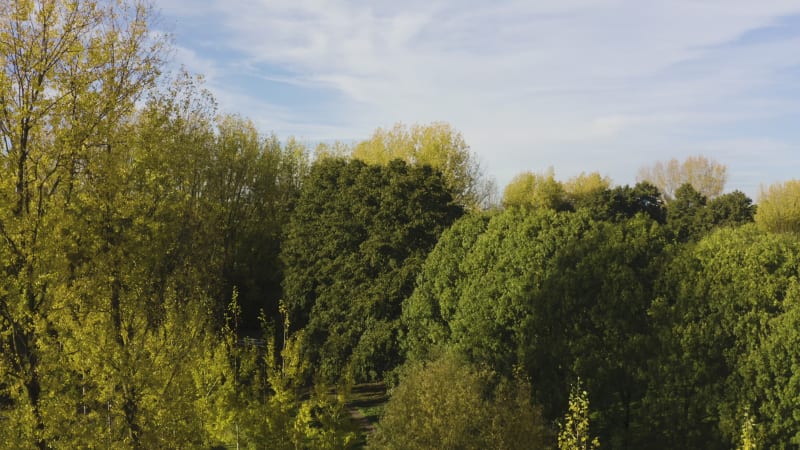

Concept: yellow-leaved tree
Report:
left=502, top=168, right=570, bottom=211
left=755, top=179, right=800, bottom=234
left=558, top=380, right=600, bottom=450
left=351, top=122, right=496, bottom=209
left=0, top=1, right=163, bottom=447
left=563, top=172, right=612, bottom=205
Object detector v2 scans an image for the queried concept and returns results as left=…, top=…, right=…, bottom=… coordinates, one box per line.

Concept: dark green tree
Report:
left=706, top=190, right=756, bottom=227
left=575, top=182, right=665, bottom=223
left=666, top=183, right=709, bottom=241
left=281, top=158, right=462, bottom=382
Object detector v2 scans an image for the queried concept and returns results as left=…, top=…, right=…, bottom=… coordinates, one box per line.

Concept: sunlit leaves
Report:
left=755, top=179, right=800, bottom=234
left=370, top=352, right=550, bottom=450
left=352, top=122, right=495, bottom=209
left=501, top=168, right=569, bottom=211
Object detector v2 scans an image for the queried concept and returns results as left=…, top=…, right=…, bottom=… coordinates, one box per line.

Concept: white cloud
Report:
left=160, top=0, right=800, bottom=195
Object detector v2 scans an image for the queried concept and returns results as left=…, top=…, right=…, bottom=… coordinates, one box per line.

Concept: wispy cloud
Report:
left=158, top=0, right=800, bottom=198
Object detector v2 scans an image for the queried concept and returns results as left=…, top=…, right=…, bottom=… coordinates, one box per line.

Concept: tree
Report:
left=206, top=115, right=309, bottom=331
left=666, top=183, right=709, bottom=242
left=572, top=182, right=665, bottom=223
left=559, top=380, right=600, bottom=450
left=447, top=208, right=594, bottom=380
left=735, top=280, right=800, bottom=447
left=404, top=205, right=669, bottom=446
left=664, top=186, right=756, bottom=243
left=281, top=158, right=462, bottom=382
left=501, top=168, right=570, bottom=211
left=737, top=412, right=757, bottom=450
left=637, top=155, right=728, bottom=201
left=755, top=179, right=800, bottom=234
left=646, top=225, right=800, bottom=448
left=563, top=172, right=612, bottom=208
left=706, top=190, right=756, bottom=228
left=0, top=1, right=163, bottom=447
left=400, top=213, right=491, bottom=363
left=352, top=122, right=496, bottom=209
left=369, top=352, right=551, bottom=450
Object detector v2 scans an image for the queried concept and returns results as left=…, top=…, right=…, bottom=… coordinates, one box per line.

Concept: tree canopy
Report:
left=755, top=179, right=800, bottom=234
left=351, top=122, right=496, bottom=209
left=501, top=168, right=570, bottom=211
left=281, top=158, right=462, bottom=382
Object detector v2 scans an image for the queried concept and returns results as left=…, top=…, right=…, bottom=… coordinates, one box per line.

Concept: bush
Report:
left=369, top=352, right=552, bottom=449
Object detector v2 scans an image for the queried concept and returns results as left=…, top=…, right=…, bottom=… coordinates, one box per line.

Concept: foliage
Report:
left=577, top=181, right=665, bottom=223
left=501, top=168, right=570, bottom=211
left=558, top=380, right=600, bottom=450
left=281, top=158, right=462, bottom=382
left=755, top=179, right=800, bottom=234
left=351, top=122, right=496, bottom=209
left=369, top=352, right=551, bottom=450
left=647, top=225, right=800, bottom=448
left=2, top=1, right=800, bottom=448
left=664, top=184, right=756, bottom=242
left=0, top=0, right=165, bottom=447
left=402, top=206, right=668, bottom=446
left=707, top=190, right=756, bottom=228
left=666, top=183, right=709, bottom=241
left=637, top=155, right=728, bottom=201
left=737, top=412, right=757, bottom=450
left=400, top=213, right=491, bottom=363
left=563, top=172, right=612, bottom=207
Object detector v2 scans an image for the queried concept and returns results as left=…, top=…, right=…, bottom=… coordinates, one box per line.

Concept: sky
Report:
left=156, top=0, right=800, bottom=199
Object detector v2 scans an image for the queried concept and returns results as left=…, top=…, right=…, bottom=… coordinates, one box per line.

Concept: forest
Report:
left=2, top=1, right=800, bottom=449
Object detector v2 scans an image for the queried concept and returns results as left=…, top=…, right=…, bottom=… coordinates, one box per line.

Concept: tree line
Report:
left=3, top=1, right=800, bottom=448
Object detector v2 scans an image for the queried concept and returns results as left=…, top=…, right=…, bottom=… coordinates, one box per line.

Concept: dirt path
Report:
left=346, top=382, right=387, bottom=444
left=349, top=406, right=375, bottom=434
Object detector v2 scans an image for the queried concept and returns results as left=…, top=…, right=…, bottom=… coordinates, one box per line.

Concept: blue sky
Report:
left=157, top=0, right=800, bottom=199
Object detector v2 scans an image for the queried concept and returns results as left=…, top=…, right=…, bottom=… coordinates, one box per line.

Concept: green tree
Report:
left=646, top=225, right=800, bottom=448
left=400, top=213, right=491, bottom=363
left=282, top=158, right=462, bottom=382
left=666, top=185, right=755, bottom=242
left=207, top=115, right=308, bottom=331
left=573, top=182, right=665, bottom=223
left=665, top=183, right=709, bottom=242
left=737, top=279, right=800, bottom=447
left=447, top=208, right=593, bottom=379
left=706, top=190, right=756, bottom=228
left=404, top=206, right=668, bottom=446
